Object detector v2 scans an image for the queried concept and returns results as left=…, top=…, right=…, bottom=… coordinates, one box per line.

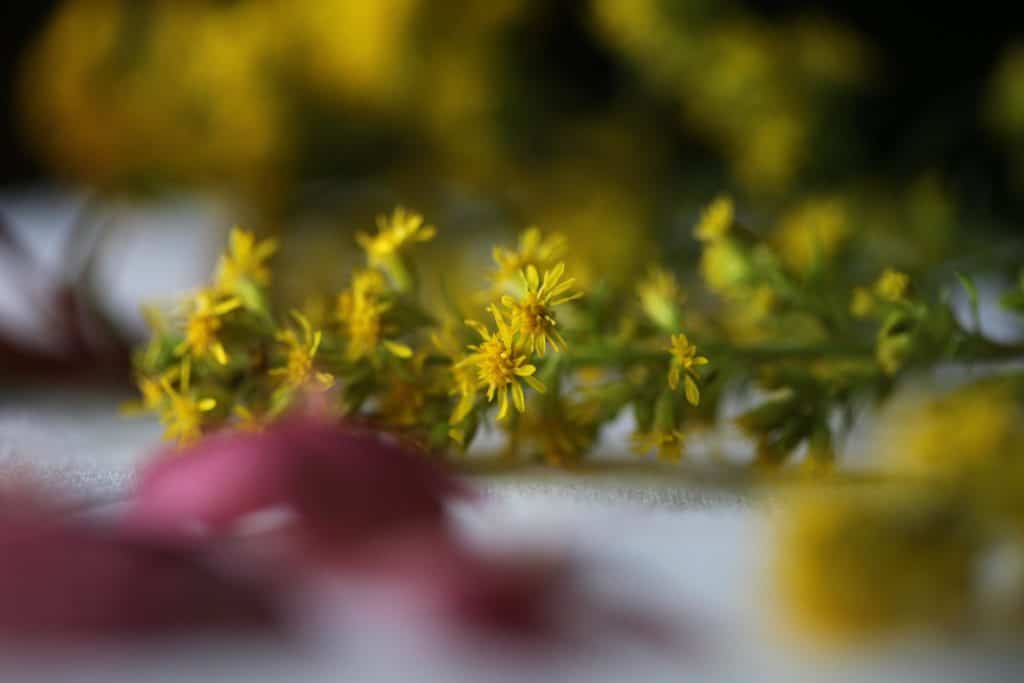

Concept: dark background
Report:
left=3, top=1, right=1023, bottom=214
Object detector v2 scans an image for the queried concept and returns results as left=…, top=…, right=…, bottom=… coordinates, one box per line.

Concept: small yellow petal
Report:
left=384, top=341, right=414, bottom=358
left=512, top=383, right=526, bottom=413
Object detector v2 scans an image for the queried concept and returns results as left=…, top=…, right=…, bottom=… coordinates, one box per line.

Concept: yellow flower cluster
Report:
left=131, top=195, right=1019, bottom=483
left=129, top=209, right=719, bottom=465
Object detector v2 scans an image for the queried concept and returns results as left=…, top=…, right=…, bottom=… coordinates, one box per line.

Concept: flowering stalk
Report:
left=130, top=199, right=1024, bottom=469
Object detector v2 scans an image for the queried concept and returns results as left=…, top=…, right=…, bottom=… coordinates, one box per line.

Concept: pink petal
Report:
left=129, top=415, right=468, bottom=551
left=0, top=505, right=279, bottom=640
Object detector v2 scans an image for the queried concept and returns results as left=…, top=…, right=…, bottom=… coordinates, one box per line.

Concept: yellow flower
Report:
left=336, top=278, right=412, bottom=362
left=694, top=196, right=734, bottom=242
left=849, top=286, right=875, bottom=318
left=518, top=406, right=595, bottom=466
left=351, top=268, right=388, bottom=297
left=774, top=490, right=974, bottom=641
left=457, top=306, right=546, bottom=420
left=270, top=311, right=334, bottom=391
left=159, top=359, right=216, bottom=443
left=501, top=262, right=582, bottom=355
left=121, top=366, right=181, bottom=416
left=356, top=207, right=436, bottom=265
left=700, top=238, right=752, bottom=295
left=874, top=268, right=910, bottom=302
left=637, top=267, right=683, bottom=331
left=876, top=381, right=1022, bottom=474
left=666, top=333, right=708, bottom=406
left=215, top=226, right=278, bottom=291
left=631, top=428, right=686, bottom=462
left=491, top=227, right=567, bottom=285
left=772, top=197, right=848, bottom=275
left=175, top=290, right=241, bottom=365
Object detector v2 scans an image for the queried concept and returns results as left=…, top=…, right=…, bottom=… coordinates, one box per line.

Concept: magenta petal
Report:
left=129, top=431, right=289, bottom=539
left=0, top=508, right=279, bottom=640
left=129, top=415, right=468, bottom=550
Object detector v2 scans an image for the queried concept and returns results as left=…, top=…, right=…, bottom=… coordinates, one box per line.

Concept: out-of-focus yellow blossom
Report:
left=775, top=490, right=975, bottom=641
left=336, top=278, right=412, bottom=362
left=22, top=0, right=286, bottom=192
left=694, top=196, right=734, bottom=242
left=285, top=0, right=421, bottom=108
left=350, top=268, right=389, bottom=298
left=175, top=291, right=242, bottom=365
left=336, top=287, right=388, bottom=361
left=215, top=227, right=278, bottom=292
left=876, top=330, right=912, bottom=376
left=357, top=207, right=436, bottom=266
left=384, top=382, right=428, bottom=429
left=773, top=197, right=849, bottom=275
left=876, top=382, right=1023, bottom=474
left=637, top=267, right=684, bottom=331
left=874, top=268, right=910, bottom=302
left=501, top=263, right=582, bottom=355
left=491, top=227, right=568, bottom=287
left=517, top=408, right=595, bottom=467
left=850, top=286, right=875, bottom=317
left=121, top=366, right=179, bottom=416
left=457, top=306, right=545, bottom=420
left=270, top=311, right=334, bottom=391
left=666, top=334, right=708, bottom=406
left=631, top=428, right=686, bottom=463
left=718, top=285, right=780, bottom=344
left=160, top=359, right=217, bottom=444
left=356, top=207, right=436, bottom=290
left=734, top=113, right=806, bottom=194
left=700, top=239, right=752, bottom=296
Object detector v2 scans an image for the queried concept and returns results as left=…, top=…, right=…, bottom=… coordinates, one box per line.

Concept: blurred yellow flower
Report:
left=270, top=311, right=334, bottom=391
left=631, top=428, right=686, bottom=463
left=637, top=267, right=684, bottom=331
left=175, top=290, right=242, bottom=365
left=357, top=207, right=436, bottom=264
left=773, top=196, right=849, bottom=275
left=160, top=359, right=217, bottom=444
left=700, top=239, right=752, bottom=295
left=336, top=275, right=411, bottom=362
left=356, top=207, right=436, bottom=291
left=775, top=490, right=975, bottom=641
left=215, top=226, right=278, bottom=291
left=694, top=196, right=734, bottom=242
left=849, top=286, right=875, bottom=317
left=877, top=381, right=1023, bottom=474
left=874, top=268, right=910, bottom=302
left=491, top=227, right=568, bottom=287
